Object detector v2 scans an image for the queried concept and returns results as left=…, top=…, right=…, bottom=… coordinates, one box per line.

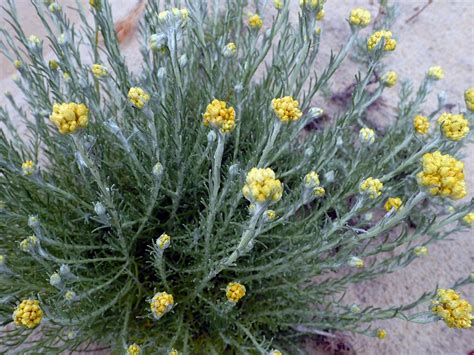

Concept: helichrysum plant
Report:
left=0, top=0, right=473, bottom=353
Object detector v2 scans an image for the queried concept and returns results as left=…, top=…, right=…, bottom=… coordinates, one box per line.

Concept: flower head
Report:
left=464, top=88, right=474, bottom=111
left=271, top=96, right=303, bottom=123
left=14, top=60, right=22, bottom=69
left=49, top=60, right=59, bottom=70
left=50, top=102, right=89, bottom=134
left=437, top=113, right=469, bottom=141
left=226, top=282, right=246, bottom=303
left=19, top=236, right=39, bottom=252
left=359, top=127, right=375, bottom=145
left=417, top=151, right=466, bottom=200
left=384, top=197, right=402, bottom=212
left=349, top=8, right=371, bottom=27
left=316, top=9, right=325, bottom=20
left=64, top=290, right=77, bottom=302
left=157, top=233, right=171, bottom=250
left=22, top=160, right=35, bottom=176
left=203, top=99, right=235, bottom=133
left=367, top=30, right=397, bottom=51
left=128, top=87, right=150, bottom=109
left=382, top=71, right=397, bottom=87
left=242, top=168, right=283, bottom=205
left=359, top=177, right=383, bottom=199
left=49, top=2, right=61, bottom=12
left=28, top=35, right=41, bottom=47
left=313, top=186, right=326, bottom=197
left=264, top=210, right=277, bottom=221
left=169, top=349, right=179, bottom=355
left=304, top=171, right=320, bottom=188
left=248, top=14, right=263, bottom=29
left=427, top=66, right=444, bottom=80
left=223, top=42, right=237, bottom=58
left=414, top=246, right=428, bottom=256
left=299, top=0, right=319, bottom=9
left=413, top=115, right=430, bottom=135
left=49, top=272, right=62, bottom=287
left=376, top=328, right=387, bottom=340
left=432, top=289, right=473, bottom=328
left=348, top=256, right=364, bottom=269
left=270, top=351, right=282, bottom=355
left=462, top=212, right=474, bottom=226
left=127, top=343, right=141, bottom=355
left=274, top=0, right=284, bottom=10
left=150, top=291, right=174, bottom=319
left=13, top=299, right=43, bottom=329
left=89, top=0, right=100, bottom=9
left=91, top=64, right=107, bottom=78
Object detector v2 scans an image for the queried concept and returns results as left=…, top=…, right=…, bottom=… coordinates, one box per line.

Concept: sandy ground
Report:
left=0, top=0, right=473, bottom=354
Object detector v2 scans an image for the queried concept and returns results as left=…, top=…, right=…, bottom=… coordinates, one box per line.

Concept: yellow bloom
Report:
left=264, top=210, right=277, bottom=221
left=271, top=96, right=303, bottom=123
left=28, top=35, right=41, bottom=46
left=299, top=0, right=319, bottom=8
left=248, top=14, right=263, bottom=29
left=128, top=87, right=150, bottom=109
left=63, top=72, right=71, bottom=81
left=382, top=71, right=397, bottom=87
left=49, top=102, right=89, bottom=134
left=348, top=256, right=364, bottom=269
left=417, top=151, right=467, bottom=200
left=89, top=0, right=100, bottom=9
left=414, top=246, right=428, bottom=256
left=49, top=60, right=59, bottom=70
left=413, top=115, right=430, bottom=135
left=313, top=186, right=326, bottom=197
left=226, top=282, right=246, bottom=303
left=274, top=0, right=284, bottom=10
left=359, top=177, right=383, bottom=199
left=304, top=171, right=320, bottom=188
left=316, top=9, right=325, bottom=20
left=14, top=60, right=22, bottom=69
left=437, top=112, right=469, bottom=141
left=49, top=2, right=61, bottom=12
left=19, top=236, right=39, bottom=252
left=150, top=292, right=174, bottom=319
left=367, top=30, right=397, bottom=51
left=270, top=351, right=283, bottom=355
left=203, top=99, right=235, bottom=133
left=463, top=212, right=474, bottom=225
left=169, top=349, right=179, bottom=355
left=376, top=328, right=387, bottom=340
left=432, top=289, right=473, bottom=328
left=464, top=88, right=474, bottom=111
left=427, top=66, right=444, bottom=80
left=157, top=233, right=171, bottom=250
left=223, top=42, right=237, bottom=58
left=349, top=8, right=371, bottom=27
left=64, top=290, right=76, bottom=302
left=384, top=197, right=402, bottom=212
left=127, top=343, right=141, bottom=355
left=91, top=64, right=107, bottom=78
left=13, top=299, right=43, bottom=329
left=242, top=168, right=283, bottom=205
left=0, top=255, right=4, bottom=265
left=359, top=127, right=375, bottom=145
left=22, top=160, right=35, bottom=176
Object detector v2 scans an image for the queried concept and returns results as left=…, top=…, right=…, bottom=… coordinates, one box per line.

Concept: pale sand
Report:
left=1, top=1, right=473, bottom=354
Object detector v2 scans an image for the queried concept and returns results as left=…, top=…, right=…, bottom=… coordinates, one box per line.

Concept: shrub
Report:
left=0, top=0, right=473, bottom=353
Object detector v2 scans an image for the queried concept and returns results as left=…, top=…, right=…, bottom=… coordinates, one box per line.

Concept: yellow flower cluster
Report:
left=367, top=30, right=397, bottom=52
left=274, top=0, right=284, bottom=10
left=359, top=127, right=375, bottom=145
left=264, top=209, right=277, bottom=221
left=14, top=60, right=22, bottom=69
left=169, top=349, right=179, bottom=355
left=304, top=171, right=320, bottom=188
left=128, top=87, right=150, bottom=109
left=465, top=88, right=474, bottom=111
left=414, top=246, right=428, bottom=256
left=157, top=233, right=171, bottom=250
left=413, top=115, right=430, bottom=135
left=437, top=112, right=469, bottom=141
left=316, top=9, right=325, bottom=20
left=427, top=66, right=444, bottom=80
left=22, top=160, right=35, bottom=176
left=89, top=0, right=100, bottom=9
left=49, top=59, right=59, bottom=70
left=19, top=235, right=39, bottom=252
left=150, top=292, right=174, bottom=319
left=226, top=282, right=246, bottom=303
left=349, top=8, right=371, bottom=27
left=376, top=328, right=387, bottom=340
left=242, top=168, right=283, bottom=204
left=417, top=151, right=467, bottom=200
left=50, top=102, right=89, bottom=134
left=127, top=343, right=141, bottom=355
left=463, top=212, right=474, bottom=225
left=299, top=0, right=319, bottom=8
left=270, top=350, right=283, bottom=355
left=158, top=8, right=189, bottom=22
left=348, top=256, right=364, bottom=268
left=313, top=186, right=325, bottom=197
left=248, top=14, right=263, bottom=29
left=13, top=299, right=43, bottom=329
left=432, top=289, right=473, bottom=328
left=384, top=197, right=402, bottom=212
left=382, top=71, right=397, bottom=87
left=203, top=99, right=235, bottom=133
left=360, top=177, right=383, bottom=199
left=223, top=42, right=237, bottom=57
left=271, top=96, right=303, bottom=123
left=91, top=64, right=107, bottom=78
